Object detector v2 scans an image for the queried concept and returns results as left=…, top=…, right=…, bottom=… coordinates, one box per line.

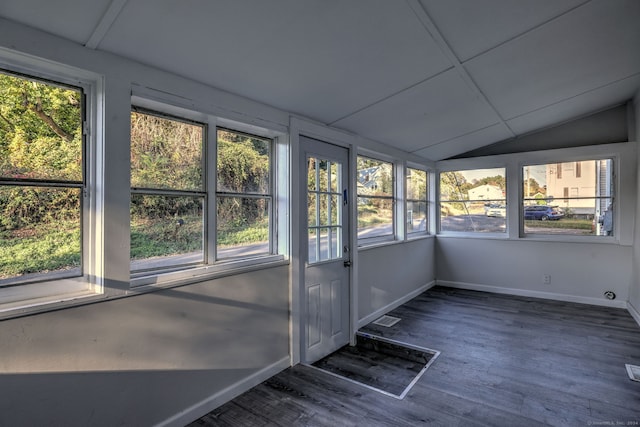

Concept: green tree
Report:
left=474, top=175, right=505, bottom=191
left=0, top=72, right=82, bottom=230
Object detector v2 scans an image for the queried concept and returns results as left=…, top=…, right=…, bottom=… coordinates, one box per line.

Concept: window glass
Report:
left=130, top=111, right=203, bottom=191
left=523, top=160, right=613, bottom=236
left=0, top=71, right=84, bottom=285
left=216, top=129, right=271, bottom=259
left=406, top=167, right=427, bottom=234
left=357, top=156, right=394, bottom=241
left=130, top=110, right=205, bottom=272
left=439, top=168, right=506, bottom=233
left=307, top=156, right=343, bottom=263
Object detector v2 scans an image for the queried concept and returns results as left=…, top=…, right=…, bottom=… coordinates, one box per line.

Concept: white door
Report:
left=300, top=136, right=350, bottom=363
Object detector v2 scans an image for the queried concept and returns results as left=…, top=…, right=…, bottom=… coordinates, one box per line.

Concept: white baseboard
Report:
left=156, top=356, right=290, bottom=427
left=437, top=280, right=628, bottom=309
left=628, top=301, right=640, bottom=327
left=358, top=281, right=436, bottom=329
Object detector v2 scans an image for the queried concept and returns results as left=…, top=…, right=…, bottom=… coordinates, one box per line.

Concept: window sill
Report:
left=0, top=256, right=288, bottom=321
left=406, top=233, right=434, bottom=242
left=436, top=232, right=508, bottom=240
left=519, top=233, right=621, bottom=245
left=130, top=255, right=288, bottom=291
left=358, top=238, right=403, bottom=251
left=0, top=281, right=103, bottom=321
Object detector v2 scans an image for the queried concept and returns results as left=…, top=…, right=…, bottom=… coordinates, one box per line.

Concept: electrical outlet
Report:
left=543, top=274, right=551, bottom=285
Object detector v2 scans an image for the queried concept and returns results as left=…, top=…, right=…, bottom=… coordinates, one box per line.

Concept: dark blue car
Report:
left=524, top=205, right=563, bottom=221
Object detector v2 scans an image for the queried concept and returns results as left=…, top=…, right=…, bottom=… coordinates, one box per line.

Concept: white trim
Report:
left=358, top=281, right=436, bottom=328
left=155, top=356, right=290, bottom=427
left=84, top=0, right=128, bottom=49
left=304, top=335, right=440, bottom=400
left=0, top=48, right=105, bottom=317
left=627, top=301, right=640, bottom=327
left=437, top=280, right=628, bottom=308
left=289, top=116, right=357, bottom=365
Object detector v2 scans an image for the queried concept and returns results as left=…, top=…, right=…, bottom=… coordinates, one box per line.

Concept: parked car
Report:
left=485, top=204, right=506, bottom=218
left=523, top=205, right=563, bottom=221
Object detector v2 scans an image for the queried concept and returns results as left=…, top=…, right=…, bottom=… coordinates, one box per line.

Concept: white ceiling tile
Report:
left=0, top=0, right=113, bottom=44
left=333, top=69, right=500, bottom=153
left=465, top=0, right=640, bottom=121
left=98, top=0, right=452, bottom=123
left=413, top=123, right=511, bottom=160
left=420, top=0, right=588, bottom=61
left=0, top=0, right=638, bottom=156
left=506, top=73, right=640, bottom=135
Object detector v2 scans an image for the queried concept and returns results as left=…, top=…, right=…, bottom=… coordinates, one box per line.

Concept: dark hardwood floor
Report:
left=188, top=286, right=640, bottom=426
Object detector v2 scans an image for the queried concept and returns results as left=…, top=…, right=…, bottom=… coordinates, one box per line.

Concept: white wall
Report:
left=357, top=237, right=436, bottom=324
left=437, top=238, right=632, bottom=306
left=0, top=267, right=290, bottom=427
left=0, top=19, right=294, bottom=426
left=436, top=139, right=637, bottom=308
left=0, top=17, right=437, bottom=426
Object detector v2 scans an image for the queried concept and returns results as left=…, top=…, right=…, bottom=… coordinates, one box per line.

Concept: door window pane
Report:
left=307, top=155, right=343, bottom=264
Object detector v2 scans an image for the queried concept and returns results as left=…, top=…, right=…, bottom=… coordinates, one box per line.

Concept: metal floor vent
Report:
left=372, top=315, right=401, bottom=327
left=626, top=364, right=640, bottom=382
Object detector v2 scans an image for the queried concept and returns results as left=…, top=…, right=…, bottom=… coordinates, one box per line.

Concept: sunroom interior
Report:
left=0, top=1, right=639, bottom=426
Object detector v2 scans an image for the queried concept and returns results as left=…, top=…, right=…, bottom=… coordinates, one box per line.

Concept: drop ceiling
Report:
left=1, top=0, right=638, bottom=160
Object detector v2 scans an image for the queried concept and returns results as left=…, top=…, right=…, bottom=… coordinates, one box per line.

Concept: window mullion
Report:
left=207, top=118, right=217, bottom=264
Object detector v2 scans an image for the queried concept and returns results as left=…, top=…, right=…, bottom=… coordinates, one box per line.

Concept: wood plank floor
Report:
left=188, top=286, right=640, bottom=426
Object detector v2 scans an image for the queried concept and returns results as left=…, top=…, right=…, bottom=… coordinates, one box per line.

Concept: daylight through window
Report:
left=357, top=156, right=394, bottom=242
left=130, top=109, right=206, bottom=273
left=216, top=128, right=272, bottom=259
left=523, top=160, right=614, bottom=236
left=439, top=168, right=506, bottom=233
left=0, top=70, right=85, bottom=287
left=406, top=167, right=428, bottom=235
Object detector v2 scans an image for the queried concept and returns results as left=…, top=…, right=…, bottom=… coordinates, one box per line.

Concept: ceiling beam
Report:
left=85, top=0, right=129, bottom=49
left=405, top=0, right=516, bottom=140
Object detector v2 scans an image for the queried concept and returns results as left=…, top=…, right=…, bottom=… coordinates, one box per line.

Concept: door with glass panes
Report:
left=300, top=135, right=350, bottom=363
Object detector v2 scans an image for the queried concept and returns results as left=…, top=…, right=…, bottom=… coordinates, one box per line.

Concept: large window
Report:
left=216, top=128, right=272, bottom=259
left=439, top=168, right=506, bottom=233
left=0, top=70, right=86, bottom=287
left=523, top=159, right=613, bottom=236
left=130, top=111, right=275, bottom=274
left=130, top=109, right=205, bottom=273
left=406, top=167, right=427, bottom=235
left=357, top=155, right=394, bottom=243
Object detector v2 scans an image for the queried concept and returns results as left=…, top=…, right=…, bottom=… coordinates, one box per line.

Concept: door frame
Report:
left=289, top=117, right=358, bottom=365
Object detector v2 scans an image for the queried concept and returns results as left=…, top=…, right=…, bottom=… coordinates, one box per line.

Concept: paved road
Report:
left=441, top=214, right=506, bottom=233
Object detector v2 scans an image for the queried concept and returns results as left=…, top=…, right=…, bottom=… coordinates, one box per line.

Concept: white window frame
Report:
left=405, top=164, right=429, bottom=238
left=436, top=142, right=634, bottom=245
left=437, top=166, right=507, bottom=237
left=354, top=150, right=396, bottom=248
left=214, top=126, right=275, bottom=261
left=129, top=97, right=288, bottom=289
left=520, top=156, right=616, bottom=240
left=0, top=50, right=104, bottom=317
left=129, top=107, right=208, bottom=276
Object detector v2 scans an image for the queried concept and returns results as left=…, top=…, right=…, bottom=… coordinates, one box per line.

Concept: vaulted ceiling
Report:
left=1, top=0, right=639, bottom=160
